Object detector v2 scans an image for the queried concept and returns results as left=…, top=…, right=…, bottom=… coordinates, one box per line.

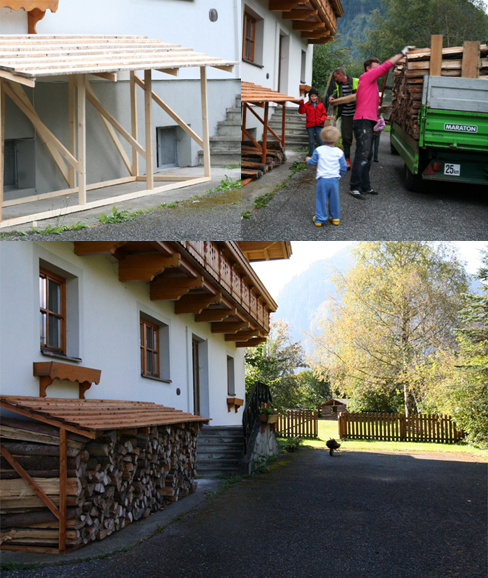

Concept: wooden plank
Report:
left=0, top=176, right=210, bottom=229
left=462, top=41, right=480, bottom=78
left=58, top=427, right=67, bottom=552
left=130, top=71, right=139, bottom=176
left=0, top=69, right=35, bottom=87
left=144, top=69, right=154, bottom=190
left=0, top=445, right=60, bottom=518
left=77, top=74, right=86, bottom=205
left=68, top=76, right=76, bottom=188
left=200, top=66, right=211, bottom=178
left=430, top=35, right=443, bottom=76
left=261, top=102, right=269, bottom=165
left=0, top=79, right=3, bottom=222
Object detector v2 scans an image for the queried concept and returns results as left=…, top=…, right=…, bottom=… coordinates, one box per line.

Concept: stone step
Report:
left=196, top=426, right=244, bottom=478
left=198, top=151, right=241, bottom=166
left=216, top=120, right=241, bottom=137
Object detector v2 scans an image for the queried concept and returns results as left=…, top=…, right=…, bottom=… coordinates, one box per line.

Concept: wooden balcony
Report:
left=73, top=242, right=285, bottom=346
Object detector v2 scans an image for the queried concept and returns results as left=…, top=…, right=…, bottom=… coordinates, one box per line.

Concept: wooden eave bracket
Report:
left=118, top=253, right=181, bottom=282
left=227, top=397, right=244, bottom=413
left=0, top=1, right=60, bottom=33
left=33, top=361, right=101, bottom=399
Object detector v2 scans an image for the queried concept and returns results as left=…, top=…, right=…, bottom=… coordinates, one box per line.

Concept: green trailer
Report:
left=390, top=76, right=488, bottom=192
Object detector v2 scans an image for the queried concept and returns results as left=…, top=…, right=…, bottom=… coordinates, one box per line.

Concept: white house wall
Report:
left=1, top=0, right=241, bottom=189
left=242, top=0, right=313, bottom=142
left=0, top=242, right=246, bottom=426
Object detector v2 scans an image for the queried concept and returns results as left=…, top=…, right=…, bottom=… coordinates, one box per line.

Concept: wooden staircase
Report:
left=196, top=426, right=244, bottom=479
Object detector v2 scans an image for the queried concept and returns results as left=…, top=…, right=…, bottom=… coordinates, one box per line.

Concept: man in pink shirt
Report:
left=350, top=46, right=415, bottom=200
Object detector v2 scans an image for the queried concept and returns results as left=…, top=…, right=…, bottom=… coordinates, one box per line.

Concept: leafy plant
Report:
left=99, top=206, right=134, bottom=224
left=289, top=161, right=308, bottom=175
left=30, top=221, right=88, bottom=235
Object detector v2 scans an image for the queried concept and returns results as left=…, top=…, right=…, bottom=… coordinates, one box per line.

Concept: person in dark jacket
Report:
left=298, top=88, right=327, bottom=156
left=325, top=68, right=359, bottom=170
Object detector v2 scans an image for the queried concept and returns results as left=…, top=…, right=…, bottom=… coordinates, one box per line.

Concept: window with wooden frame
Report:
left=243, top=12, right=256, bottom=62
left=140, top=317, right=160, bottom=378
left=39, top=268, right=66, bottom=354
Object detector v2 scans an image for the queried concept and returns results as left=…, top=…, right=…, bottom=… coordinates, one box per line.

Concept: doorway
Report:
left=192, top=338, right=200, bottom=416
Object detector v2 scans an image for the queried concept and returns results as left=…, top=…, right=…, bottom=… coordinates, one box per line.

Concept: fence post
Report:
left=400, top=414, right=406, bottom=441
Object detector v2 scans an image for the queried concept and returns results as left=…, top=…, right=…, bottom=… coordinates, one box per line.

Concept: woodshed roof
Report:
left=0, top=34, right=237, bottom=86
left=0, top=396, right=209, bottom=438
left=321, top=398, right=349, bottom=406
left=241, top=82, right=301, bottom=104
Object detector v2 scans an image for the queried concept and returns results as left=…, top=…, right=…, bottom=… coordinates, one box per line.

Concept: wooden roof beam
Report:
left=194, top=308, right=238, bottom=322
left=225, top=330, right=262, bottom=342
left=269, top=0, right=308, bottom=10
left=309, top=37, right=334, bottom=44
left=73, top=241, right=128, bottom=256
left=282, top=9, right=318, bottom=20
left=150, top=275, right=204, bottom=300
left=302, top=30, right=331, bottom=38
left=175, top=293, right=223, bottom=314
left=211, top=321, right=251, bottom=334
left=293, top=21, right=326, bottom=31
left=235, top=337, right=267, bottom=348
left=118, top=253, right=181, bottom=282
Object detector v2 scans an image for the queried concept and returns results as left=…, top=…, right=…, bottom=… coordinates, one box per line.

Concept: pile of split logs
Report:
left=241, top=141, right=287, bottom=184
left=1, top=417, right=201, bottom=549
left=391, top=42, right=488, bottom=139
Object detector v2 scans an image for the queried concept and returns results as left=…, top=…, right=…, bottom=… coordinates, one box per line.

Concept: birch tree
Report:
left=308, top=242, right=469, bottom=416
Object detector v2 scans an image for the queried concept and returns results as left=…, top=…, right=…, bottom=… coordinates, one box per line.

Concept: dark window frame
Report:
left=243, top=12, right=256, bottom=62
left=140, top=317, right=161, bottom=378
left=40, top=267, right=66, bottom=355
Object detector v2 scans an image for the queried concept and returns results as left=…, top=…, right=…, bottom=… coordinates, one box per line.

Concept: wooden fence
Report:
left=339, top=412, right=463, bottom=444
left=277, top=410, right=318, bottom=438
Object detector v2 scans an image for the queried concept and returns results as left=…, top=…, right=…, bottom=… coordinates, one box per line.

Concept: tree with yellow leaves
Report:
left=308, top=242, right=469, bottom=417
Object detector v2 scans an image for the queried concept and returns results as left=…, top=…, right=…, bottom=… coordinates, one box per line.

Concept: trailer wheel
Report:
left=404, top=163, right=425, bottom=193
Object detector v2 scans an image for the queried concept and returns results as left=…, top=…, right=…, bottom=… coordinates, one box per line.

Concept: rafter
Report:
left=118, top=253, right=181, bottom=282
left=235, top=338, right=267, bottom=348
left=211, top=321, right=251, bottom=334
left=224, top=331, right=261, bottom=342
left=150, top=276, right=204, bottom=300
left=282, top=9, right=318, bottom=19
left=293, top=21, right=326, bottom=30
left=194, top=308, right=237, bottom=322
left=73, top=241, right=128, bottom=256
left=175, top=293, right=222, bottom=314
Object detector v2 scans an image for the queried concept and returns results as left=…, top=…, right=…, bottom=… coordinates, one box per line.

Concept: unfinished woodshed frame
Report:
left=0, top=34, right=237, bottom=228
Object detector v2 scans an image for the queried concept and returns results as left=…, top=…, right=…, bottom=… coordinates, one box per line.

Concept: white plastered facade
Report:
left=0, top=242, right=246, bottom=426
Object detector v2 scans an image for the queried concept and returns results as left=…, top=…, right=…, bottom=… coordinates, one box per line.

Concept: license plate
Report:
left=444, top=163, right=461, bottom=176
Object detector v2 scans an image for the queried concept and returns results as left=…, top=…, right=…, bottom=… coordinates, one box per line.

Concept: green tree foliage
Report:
left=427, top=250, right=488, bottom=446
left=245, top=319, right=306, bottom=409
left=308, top=242, right=469, bottom=416
left=360, top=0, right=488, bottom=63
left=296, top=369, right=337, bottom=410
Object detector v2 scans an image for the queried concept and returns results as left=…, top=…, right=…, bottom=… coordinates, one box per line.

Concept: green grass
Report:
left=301, top=419, right=488, bottom=461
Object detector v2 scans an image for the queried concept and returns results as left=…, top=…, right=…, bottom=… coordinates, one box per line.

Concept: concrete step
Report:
left=224, top=108, right=241, bottom=122
left=216, top=120, right=241, bottom=137
left=196, top=426, right=244, bottom=478
left=198, top=151, right=241, bottom=166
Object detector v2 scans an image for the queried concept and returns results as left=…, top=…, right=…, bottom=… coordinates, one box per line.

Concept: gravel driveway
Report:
left=241, top=136, right=488, bottom=241
left=3, top=447, right=486, bottom=578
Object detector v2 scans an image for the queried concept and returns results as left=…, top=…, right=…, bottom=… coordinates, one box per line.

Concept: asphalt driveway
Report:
left=3, top=447, right=486, bottom=578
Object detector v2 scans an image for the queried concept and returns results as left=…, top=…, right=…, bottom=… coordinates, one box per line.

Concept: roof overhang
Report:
left=0, top=34, right=238, bottom=88
left=241, top=81, right=302, bottom=105
left=238, top=242, right=293, bottom=262
left=269, top=0, right=344, bottom=44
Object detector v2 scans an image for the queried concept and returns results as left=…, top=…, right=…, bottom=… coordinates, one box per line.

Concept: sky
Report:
left=251, top=242, right=487, bottom=301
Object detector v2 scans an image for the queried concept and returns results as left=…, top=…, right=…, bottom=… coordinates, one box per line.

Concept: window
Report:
left=40, top=268, right=66, bottom=354
left=227, top=356, right=235, bottom=396
left=140, top=317, right=160, bottom=378
left=243, top=12, right=256, bottom=62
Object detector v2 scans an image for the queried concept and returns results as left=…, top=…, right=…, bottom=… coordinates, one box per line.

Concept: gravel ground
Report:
left=241, top=136, right=488, bottom=241
left=3, top=448, right=486, bottom=578
left=1, top=188, right=241, bottom=241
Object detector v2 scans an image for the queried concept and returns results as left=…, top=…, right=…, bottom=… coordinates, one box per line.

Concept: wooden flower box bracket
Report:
left=226, top=397, right=244, bottom=413
left=258, top=413, right=278, bottom=433
left=33, top=361, right=101, bottom=399
left=0, top=1, right=59, bottom=33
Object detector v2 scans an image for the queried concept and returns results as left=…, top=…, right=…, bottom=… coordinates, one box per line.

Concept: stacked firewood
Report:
left=1, top=417, right=201, bottom=549
left=241, top=141, right=287, bottom=183
left=391, top=43, right=488, bottom=139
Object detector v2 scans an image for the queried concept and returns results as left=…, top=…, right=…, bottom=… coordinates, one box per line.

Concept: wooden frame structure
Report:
left=0, top=34, right=237, bottom=228
left=0, top=395, right=208, bottom=554
left=241, top=82, right=301, bottom=174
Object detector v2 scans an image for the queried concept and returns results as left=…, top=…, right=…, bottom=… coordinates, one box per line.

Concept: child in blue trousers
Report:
left=306, top=125, right=347, bottom=226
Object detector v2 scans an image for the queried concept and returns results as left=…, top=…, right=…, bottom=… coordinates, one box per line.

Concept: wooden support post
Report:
left=59, top=427, right=67, bottom=552
left=261, top=101, right=269, bottom=164
left=200, top=66, right=211, bottom=178
left=130, top=71, right=139, bottom=176
left=241, top=102, right=247, bottom=144
left=281, top=102, right=286, bottom=148
left=430, top=35, right=443, bottom=77
left=77, top=74, right=87, bottom=204
left=144, top=69, right=154, bottom=190
left=68, top=76, right=76, bottom=188
left=0, top=79, right=4, bottom=223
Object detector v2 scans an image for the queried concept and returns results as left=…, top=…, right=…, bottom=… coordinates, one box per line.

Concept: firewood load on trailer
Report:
left=0, top=397, right=208, bottom=552
left=391, top=40, right=488, bottom=140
